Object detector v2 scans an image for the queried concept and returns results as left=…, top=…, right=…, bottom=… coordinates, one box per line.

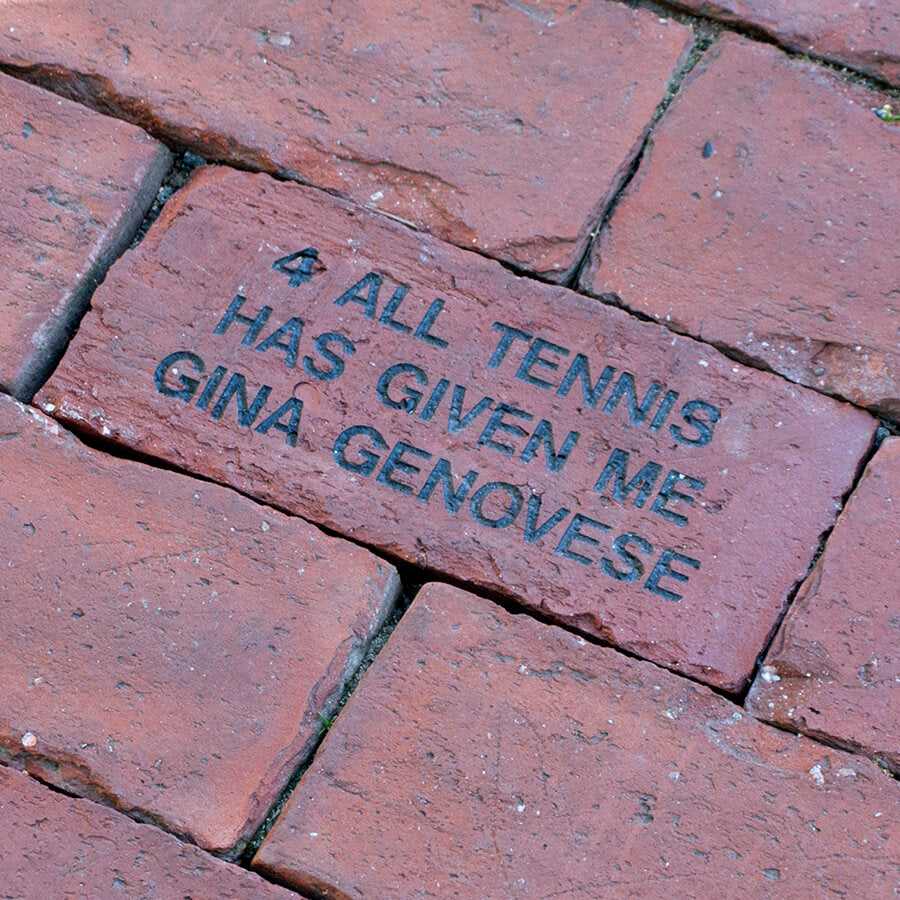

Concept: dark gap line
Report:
left=735, top=423, right=900, bottom=787
left=31, top=388, right=899, bottom=745
left=0, top=17, right=894, bottom=900
left=128, top=150, right=208, bottom=249
left=1, top=21, right=896, bottom=241
left=0, top=751, right=205, bottom=856
left=565, top=29, right=715, bottom=291
left=0, top=758, right=85, bottom=802
left=624, top=0, right=900, bottom=95
left=747, top=716, right=900, bottom=783
left=592, top=291, right=899, bottom=433
left=238, top=569, right=423, bottom=867
left=1, top=2, right=895, bottom=130
left=4, top=31, right=894, bottom=697
left=10, top=149, right=194, bottom=403
left=0, top=60, right=570, bottom=292
left=0, top=60, right=333, bottom=197
left=734, top=422, right=886, bottom=709
left=0, top=758, right=311, bottom=893
left=2, top=402, right=431, bottom=886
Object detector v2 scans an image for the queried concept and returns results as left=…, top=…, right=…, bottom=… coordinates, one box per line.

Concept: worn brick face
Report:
left=0, top=0, right=692, bottom=278
left=0, top=394, right=399, bottom=854
left=0, top=70, right=170, bottom=400
left=36, top=166, right=877, bottom=692
left=0, top=766, right=303, bottom=898
left=583, top=35, right=900, bottom=420
left=254, top=583, right=900, bottom=899
left=747, top=437, right=900, bottom=774
left=669, top=0, right=900, bottom=85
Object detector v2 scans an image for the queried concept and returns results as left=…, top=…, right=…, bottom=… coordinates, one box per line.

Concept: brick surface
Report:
left=669, top=0, right=900, bottom=86
left=0, top=0, right=692, bottom=279
left=254, top=583, right=899, bottom=898
left=0, top=766, right=302, bottom=899
left=0, top=394, right=400, bottom=854
left=37, top=166, right=877, bottom=692
left=0, top=70, right=170, bottom=401
left=747, top=437, right=900, bottom=775
left=582, top=36, right=900, bottom=420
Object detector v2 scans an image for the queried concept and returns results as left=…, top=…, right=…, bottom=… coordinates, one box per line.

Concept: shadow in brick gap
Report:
left=239, top=568, right=422, bottom=866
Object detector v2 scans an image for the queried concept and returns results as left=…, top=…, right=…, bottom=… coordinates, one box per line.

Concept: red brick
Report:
left=747, top=437, right=900, bottom=774
left=254, top=583, right=899, bottom=898
left=37, top=166, right=876, bottom=692
left=0, top=1, right=692, bottom=279
left=669, top=0, right=900, bottom=85
left=0, top=394, right=399, bottom=855
left=0, top=766, right=302, bottom=898
left=0, top=70, right=170, bottom=401
left=583, top=35, right=900, bottom=420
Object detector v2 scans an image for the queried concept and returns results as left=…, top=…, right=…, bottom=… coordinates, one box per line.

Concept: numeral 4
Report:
left=273, top=248, right=321, bottom=287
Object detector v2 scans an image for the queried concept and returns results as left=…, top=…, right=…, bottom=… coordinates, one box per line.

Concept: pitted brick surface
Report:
left=0, top=0, right=692, bottom=279
left=0, top=766, right=303, bottom=898
left=583, top=36, right=900, bottom=419
left=747, top=437, right=900, bottom=774
left=0, top=70, right=169, bottom=400
left=254, top=583, right=900, bottom=899
left=0, top=394, right=400, bottom=854
left=37, top=166, right=877, bottom=691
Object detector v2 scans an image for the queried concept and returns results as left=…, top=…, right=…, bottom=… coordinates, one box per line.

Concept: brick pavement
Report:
left=0, top=1, right=897, bottom=897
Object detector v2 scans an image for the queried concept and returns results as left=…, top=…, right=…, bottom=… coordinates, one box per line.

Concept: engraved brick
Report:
left=668, top=0, right=900, bottom=85
left=37, top=167, right=876, bottom=692
left=747, top=437, right=900, bottom=774
left=0, top=0, right=692, bottom=279
left=582, top=36, right=900, bottom=420
left=253, top=583, right=899, bottom=898
left=0, top=70, right=170, bottom=400
left=0, top=394, right=400, bottom=854
left=0, top=766, right=301, bottom=898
